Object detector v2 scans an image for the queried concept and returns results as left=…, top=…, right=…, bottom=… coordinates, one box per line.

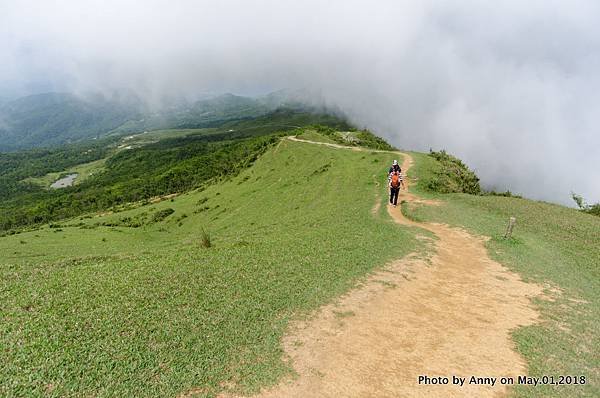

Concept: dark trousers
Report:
left=390, top=187, right=400, bottom=205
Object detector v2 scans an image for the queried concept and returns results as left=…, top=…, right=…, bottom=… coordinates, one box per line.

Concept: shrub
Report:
left=587, top=204, right=600, bottom=216
left=307, top=125, right=395, bottom=151
left=200, top=228, right=212, bottom=248
left=486, top=190, right=523, bottom=199
left=571, top=192, right=600, bottom=217
left=426, top=150, right=481, bottom=195
left=353, top=130, right=395, bottom=151
left=151, top=208, right=175, bottom=223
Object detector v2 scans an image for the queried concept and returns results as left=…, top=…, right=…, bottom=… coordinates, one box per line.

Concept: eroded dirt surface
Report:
left=219, top=147, right=542, bottom=398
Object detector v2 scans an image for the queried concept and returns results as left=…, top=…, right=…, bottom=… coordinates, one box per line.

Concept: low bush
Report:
left=486, top=190, right=523, bottom=199
left=571, top=192, right=600, bottom=217
left=151, top=208, right=175, bottom=223
left=353, top=129, right=395, bottom=151
left=307, top=125, right=396, bottom=151
left=426, top=150, right=481, bottom=195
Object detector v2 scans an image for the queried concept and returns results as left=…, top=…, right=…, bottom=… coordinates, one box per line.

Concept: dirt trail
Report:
left=287, top=136, right=362, bottom=150
left=220, top=141, right=542, bottom=398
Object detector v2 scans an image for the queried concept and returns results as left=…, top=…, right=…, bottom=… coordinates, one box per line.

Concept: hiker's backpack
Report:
left=391, top=172, right=400, bottom=188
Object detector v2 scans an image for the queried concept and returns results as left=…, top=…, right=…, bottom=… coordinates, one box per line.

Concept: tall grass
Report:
left=200, top=228, right=212, bottom=248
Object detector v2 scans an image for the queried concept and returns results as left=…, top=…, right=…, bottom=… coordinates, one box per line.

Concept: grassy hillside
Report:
left=404, top=152, right=599, bottom=398
left=2, top=129, right=596, bottom=397
left=0, top=110, right=352, bottom=232
left=0, top=137, right=422, bottom=397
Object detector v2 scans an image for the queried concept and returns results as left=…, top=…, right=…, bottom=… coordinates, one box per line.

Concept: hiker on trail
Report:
left=389, top=170, right=403, bottom=207
left=387, top=160, right=403, bottom=190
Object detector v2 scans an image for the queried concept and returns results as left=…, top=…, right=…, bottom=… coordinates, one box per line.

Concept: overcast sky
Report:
left=1, top=0, right=599, bottom=205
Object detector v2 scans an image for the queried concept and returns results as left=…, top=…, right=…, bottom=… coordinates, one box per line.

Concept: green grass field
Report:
left=2, top=133, right=597, bottom=397
left=404, top=152, right=599, bottom=398
left=1, top=138, right=423, bottom=397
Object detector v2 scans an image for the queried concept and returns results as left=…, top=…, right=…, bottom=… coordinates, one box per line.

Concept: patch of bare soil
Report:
left=219, top=149, right=542, bottom=398
left=150, top=192, right=179, bottom=203
left=288, top=136, right=362, bottom=150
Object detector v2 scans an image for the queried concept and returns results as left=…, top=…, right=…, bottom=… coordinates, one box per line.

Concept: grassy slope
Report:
left=0, top=139, right=423, bottom=397
left=405, top=152, right=599, bottom=398
left=295, top=129, right=338, bottom=144
left=11, top=110, right=349, bottom=194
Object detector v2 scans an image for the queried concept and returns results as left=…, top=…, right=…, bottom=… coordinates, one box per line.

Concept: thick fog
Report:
left=1, top=0, right=599, bottom=205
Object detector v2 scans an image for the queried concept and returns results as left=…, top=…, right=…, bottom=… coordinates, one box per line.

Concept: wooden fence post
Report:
left=504, top=216, right=516, bottom=239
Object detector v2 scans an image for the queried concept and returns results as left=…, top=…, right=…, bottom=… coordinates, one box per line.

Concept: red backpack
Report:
left=390, top=172, right=400, bottom=188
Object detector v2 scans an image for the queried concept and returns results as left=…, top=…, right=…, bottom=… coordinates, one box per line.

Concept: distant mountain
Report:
left=0, top=90, right=340, bottom=151
left=110, top=93, right=272, bottom=134
left=257, top=88, right=320, bottom=108
left=0, top=93, right=142, bottom=151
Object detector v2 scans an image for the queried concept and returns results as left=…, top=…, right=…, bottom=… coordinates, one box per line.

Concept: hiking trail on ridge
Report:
left=218, top=137, right=543, bottom=398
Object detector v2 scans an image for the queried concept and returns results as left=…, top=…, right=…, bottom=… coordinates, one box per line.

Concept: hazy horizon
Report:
left=2, top=0, right=599, bottom=205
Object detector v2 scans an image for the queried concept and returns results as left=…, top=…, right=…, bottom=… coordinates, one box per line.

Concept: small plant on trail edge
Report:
left=200, top=228, right=212, bottom=248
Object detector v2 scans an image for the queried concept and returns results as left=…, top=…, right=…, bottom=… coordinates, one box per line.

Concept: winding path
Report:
left=222, top=138, right=542, bottom=398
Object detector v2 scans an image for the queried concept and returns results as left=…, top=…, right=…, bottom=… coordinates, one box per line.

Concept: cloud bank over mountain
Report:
left=2, top=0, right=599, bottom=204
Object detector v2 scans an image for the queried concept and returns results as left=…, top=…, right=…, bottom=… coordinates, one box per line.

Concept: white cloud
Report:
left=1, top=0, right=599, bottom=204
